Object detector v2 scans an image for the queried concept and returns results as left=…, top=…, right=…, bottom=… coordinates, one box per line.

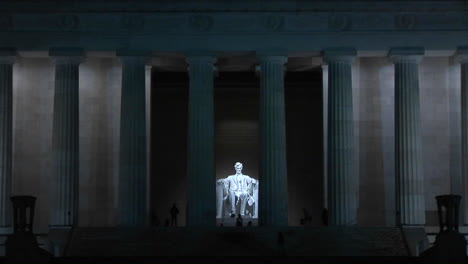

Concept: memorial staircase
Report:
left=64, top=226, right=409, bottom=257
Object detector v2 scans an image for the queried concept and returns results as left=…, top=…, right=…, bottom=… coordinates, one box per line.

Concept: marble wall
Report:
left=12, top=57, right=123, bottom=232
left=12, top=58, right=54, bottom=233
left=77, top=58, right=121, bottom=227
left=357, top=56, right=453, bottom=226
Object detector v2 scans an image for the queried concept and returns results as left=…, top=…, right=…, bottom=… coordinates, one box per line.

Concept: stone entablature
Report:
left=0, top=1, right=468, bottom=51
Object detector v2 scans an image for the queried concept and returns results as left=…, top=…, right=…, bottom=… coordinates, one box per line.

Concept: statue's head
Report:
left=234, top=162, right=243, bottom=174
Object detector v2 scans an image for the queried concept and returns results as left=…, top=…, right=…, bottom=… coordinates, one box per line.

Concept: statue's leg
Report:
left=229, top=191, right=236, bottom=214
left=240, top=193, right=248, bottom=215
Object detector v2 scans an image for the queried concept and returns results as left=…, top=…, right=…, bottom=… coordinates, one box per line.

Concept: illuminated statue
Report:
left=216, top=162, right=258, bottom=218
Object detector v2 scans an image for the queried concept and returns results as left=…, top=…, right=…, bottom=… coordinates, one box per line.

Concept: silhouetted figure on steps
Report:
left=322, top=208, right=328, bottom=226
left=300, top=208, right=312, bottom=225
left=236, top=214, right=243, bottom=227
left=170, top=203, right=179, bottom=227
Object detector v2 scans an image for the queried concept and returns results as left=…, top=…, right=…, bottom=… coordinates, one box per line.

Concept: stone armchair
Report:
left=216, top=177, right=258, bottom=218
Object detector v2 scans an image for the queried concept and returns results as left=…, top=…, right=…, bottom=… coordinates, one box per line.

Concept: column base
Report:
left=48, top=226, right=73, bottom=257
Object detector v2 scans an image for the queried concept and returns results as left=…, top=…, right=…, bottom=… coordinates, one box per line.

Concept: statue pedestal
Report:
left=217, top=215, right=258, bottom=227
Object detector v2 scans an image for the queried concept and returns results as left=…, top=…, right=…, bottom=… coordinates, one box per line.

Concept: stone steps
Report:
left=65, top=226, right=409, bottom=257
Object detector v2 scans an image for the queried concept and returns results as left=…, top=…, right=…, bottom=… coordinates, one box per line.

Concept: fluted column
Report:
left=389, top=47, right=425, bottom=225
left=323, top=49, right=357, bottom=226
left=0, top=49, right=15, bottom=228
left=257, top=54, right=288, bottom=226
left=186, top=55, right=216, bottom=227
left=49, top=48, right=83, bottom=226
left=118, top=54, right=148, bottom=226
left=456, top=47, right=468, bottom=224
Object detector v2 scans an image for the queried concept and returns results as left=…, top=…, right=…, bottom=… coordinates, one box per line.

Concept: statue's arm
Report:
left=223, top=179, right=229, bottom=199
left=246, top=176, right=255, bottom=194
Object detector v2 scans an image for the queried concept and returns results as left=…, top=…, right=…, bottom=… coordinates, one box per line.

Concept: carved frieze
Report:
left=328, top=14, right=351, bottom=31
left=57, top=15, right=79, bottom=31
left=395, top=14, right=416, bottom=30
left=189, top=15, right=213, bottom=31
left=263, top=15, right=284, bottom=31
left=120, top=16, right=145, bottom=31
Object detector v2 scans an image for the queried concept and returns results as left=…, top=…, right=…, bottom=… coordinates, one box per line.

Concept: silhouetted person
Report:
left=236, top=214, right=243, bottom=227
left=278, top=232, right=285, bottom=248
left=301, top=208, right=312, bottom=225
left=277, top=232, right=285, bottom=256
left=170, top=203, right=179, bottom=227
left=322, top=208, right=328, bottom=226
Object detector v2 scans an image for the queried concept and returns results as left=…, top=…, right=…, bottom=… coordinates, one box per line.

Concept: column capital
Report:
left=117, top=50, right=150, bottom=65
left=256, top=51, right=288, bottom=65
left=0, top=48, right=17, bottom=64
left=185, top=54, right=217, bottom=65
left=455, top=46, right=468, bottom=64
left=185, top=54, right=217, bottom=75
left=255, top=54, right=287, bottom=75
left=322, top=48, right=356, bottom=64
left=388, top=47, right=424, bottom=64
left=50, top=47, right=84, bottom=65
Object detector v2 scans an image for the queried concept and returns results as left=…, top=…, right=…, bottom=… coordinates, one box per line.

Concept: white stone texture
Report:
left=455, top=51, right=468, bottom=224
left=447, top=58, right=462, bottom=221
left=50, top=55, right=82, bottom=226
left=357, top=57, right=452, bottom=226
left=0, top=55, right=14, bottom=227
left=419, top=57, right=450, bottom=218
left=357, top=58, right=390, bottom=226
left=186, top=56, right=216, bottom=227
left=118, top=56, right=147, bottom=226
left=78, top=58, right=121, bottom=227
left=258, top=55, right=288, bottom=226
left=391, top=52, right=425, bottom=225
left=324, top=53, right=357, bottom=226
left=12, top=58, right=55, bottom=233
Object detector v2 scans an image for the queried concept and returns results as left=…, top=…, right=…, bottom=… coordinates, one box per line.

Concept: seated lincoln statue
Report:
left=216, top=162, right=258, bottom=218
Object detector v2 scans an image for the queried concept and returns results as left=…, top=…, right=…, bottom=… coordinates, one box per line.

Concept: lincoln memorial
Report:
left=0, top=0, right=468, bottom=259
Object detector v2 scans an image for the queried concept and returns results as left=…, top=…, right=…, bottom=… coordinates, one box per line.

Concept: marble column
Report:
left=118, top=54, right=148, bottom=226
left=257, top=54, right=288, bottom=226
left=49, top=48, right=83, bottom=226
left=323, top=49, right=357, bottom=226
left=0, top=49, right=15, bottom=228
left=186, top=55, right=216, bottom=227
left=389, top=47, right=425, bottom=225
left=456, top=47, right=468, bottom=224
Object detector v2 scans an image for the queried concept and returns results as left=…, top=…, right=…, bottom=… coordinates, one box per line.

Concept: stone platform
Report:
left=217, top=215, right=258, bottom=227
